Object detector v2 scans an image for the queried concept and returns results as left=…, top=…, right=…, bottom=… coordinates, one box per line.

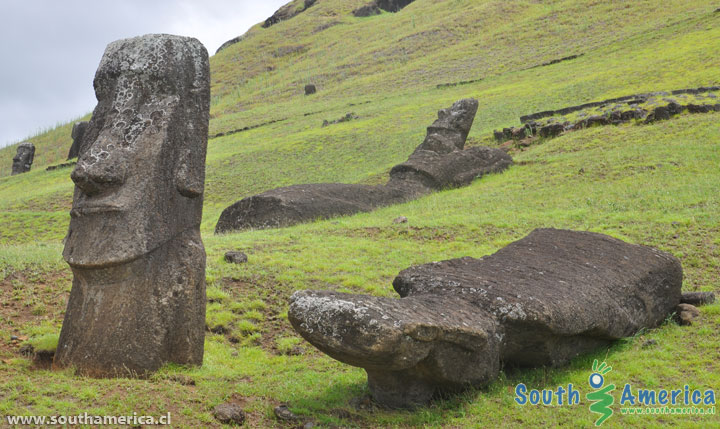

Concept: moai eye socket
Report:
left=589, top=373, right=604, bottom=389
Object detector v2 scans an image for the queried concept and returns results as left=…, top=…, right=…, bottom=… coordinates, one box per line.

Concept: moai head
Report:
left=11, top=142, right=35, bottom=175
left=63, top=34, right=210, bottom=268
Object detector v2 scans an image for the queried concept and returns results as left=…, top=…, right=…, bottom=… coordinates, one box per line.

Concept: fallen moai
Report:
left=54, top=34, right=210, bottom=377
left=289, top=228, right=683, bottom=408
left=11, top=142, right=35, bottom=175
left=215, top=98, right=512, bottom=233
left=67, top=121, right=88, bottom=160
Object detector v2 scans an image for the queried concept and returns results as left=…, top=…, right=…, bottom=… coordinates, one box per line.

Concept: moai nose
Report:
left=71, top=150, right=127, bottom=196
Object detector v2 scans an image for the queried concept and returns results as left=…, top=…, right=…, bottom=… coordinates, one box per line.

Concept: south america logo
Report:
left=587, top=360, right=615, bottom=426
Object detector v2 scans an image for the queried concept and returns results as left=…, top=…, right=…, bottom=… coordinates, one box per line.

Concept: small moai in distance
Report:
left=67, top=121, right=88, bottom=159
left=54, top=34, right=210, bottom=377
left=11, top=142, right=35, bottom=175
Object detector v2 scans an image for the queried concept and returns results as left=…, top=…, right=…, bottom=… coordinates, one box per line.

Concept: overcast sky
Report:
left=0, top=0, right=288, bottom=148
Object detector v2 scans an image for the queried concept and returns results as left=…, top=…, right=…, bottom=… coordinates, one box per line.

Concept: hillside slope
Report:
left=0, top=0, right=718, bottom=427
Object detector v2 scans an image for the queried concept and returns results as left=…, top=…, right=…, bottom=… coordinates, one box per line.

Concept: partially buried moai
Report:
left=11, top=142, right=35, bottom=175
left=54, top=34, right=210, bottom=377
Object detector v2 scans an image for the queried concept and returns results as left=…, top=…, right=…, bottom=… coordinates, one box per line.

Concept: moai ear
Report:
left=175, top=148, right=204, bottom=198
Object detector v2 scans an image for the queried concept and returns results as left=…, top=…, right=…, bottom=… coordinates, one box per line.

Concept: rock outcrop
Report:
left=11, top=142, right=35, bottom=175
left=54, top=34, right=210, bottom=377
left=289, top=229, right=683, bottom=408
left=215, top=99, right=512, bottom=233
left=67, top=121, right=88, bottom=160
left=263, top=0, right=317, bottom=28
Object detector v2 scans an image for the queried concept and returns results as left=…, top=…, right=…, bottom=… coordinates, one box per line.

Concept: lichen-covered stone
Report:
left=11, top=142, right=35, bottom=175
left=289, top=229, right=683, bottom=408
left=54, top=34, right=210, bottom=377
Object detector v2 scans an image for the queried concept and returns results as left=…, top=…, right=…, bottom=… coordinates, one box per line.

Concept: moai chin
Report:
left=11, top=142, right=35, bottom=175
left=54, top=34, right=210, bottom=377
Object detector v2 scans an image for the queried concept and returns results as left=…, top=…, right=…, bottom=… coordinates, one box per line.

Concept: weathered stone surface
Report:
left=214, top=403, right=246, bottom=425
left=388, top=146, right=512, bottom=190
left=11, top=142, right=35, bottom=175
left=67, top=121, right=88, bottom=160
left=305, top=84, right=317, bottom=95
left=413, top=99, right=478, bottom=154
left=680, top=291, right=715, bottom=306
left=54, top=34, right=210, bottom=377
left=215, top=99, right=512, bottom=233
left=224, top=251, right=248, bottom=264
left=289, top=229, right=683, bottom=408
left=353, top=4, right=381, bottom=17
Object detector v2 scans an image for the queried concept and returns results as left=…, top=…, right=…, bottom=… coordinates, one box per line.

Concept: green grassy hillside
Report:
left=1, top=0, right=719, bottom=427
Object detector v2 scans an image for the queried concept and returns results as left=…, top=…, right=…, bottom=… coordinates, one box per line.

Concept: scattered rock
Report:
left=11, top=142, right=35, bottom=175
left=641, top=339, right=658, bottom=348
left=274, top=404, right=298, bottom=421
left=224, top=251, right=248, bottom=264
left=54, top=34, right=210, bottom=377
left=10, top=335, right=18, bottom=341
left=676, top=303, right=700, bottom=326
left=19, top=344, right=34, bottom=357
left=289, top=228, right=683, bottom=408
left=305, top=84, right=317, bottom=95
left=67, top=121, right=88, bottom=160
left=213, top=402, right=246, bottom=426
left=680, top=291, right=716, bottom=306
left=538, top=123, right=564, bottom=138
left=393, top=216, right=408, bottom=224
left=353, top=4, right=382, bottom=17
left=216, top=98, right=512, bottom=233
left=322, top=112, right=358, bottom=127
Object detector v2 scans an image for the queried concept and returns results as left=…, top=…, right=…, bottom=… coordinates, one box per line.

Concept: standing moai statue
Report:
left=54, top=34, right=210, bottom=377
left=67, top=121, right=89, bottom=160
left=11, top=142, right=35, bottom=175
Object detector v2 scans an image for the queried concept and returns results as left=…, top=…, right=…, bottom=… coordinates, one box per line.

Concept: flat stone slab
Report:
left=289, top=228, right=683, bottom=408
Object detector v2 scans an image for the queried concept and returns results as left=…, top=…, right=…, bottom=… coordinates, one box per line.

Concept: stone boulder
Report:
left=11, top=142, right=35, bottom=175
left=54, top=34, right=210, bottom=377
left=67, top=121, right=88, bottom=160
left=289, top=229, right=683, bottom=408
left=305, top=84, right=317, bottom=95
left=215, top=98, right=512, bottom=233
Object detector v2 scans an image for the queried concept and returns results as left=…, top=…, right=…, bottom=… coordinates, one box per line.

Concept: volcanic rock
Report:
left=289, top=229, right=683, bottom=408
left=11, top=142, right=35, bottom=175
left=54, top=34, right=210, bottom=377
